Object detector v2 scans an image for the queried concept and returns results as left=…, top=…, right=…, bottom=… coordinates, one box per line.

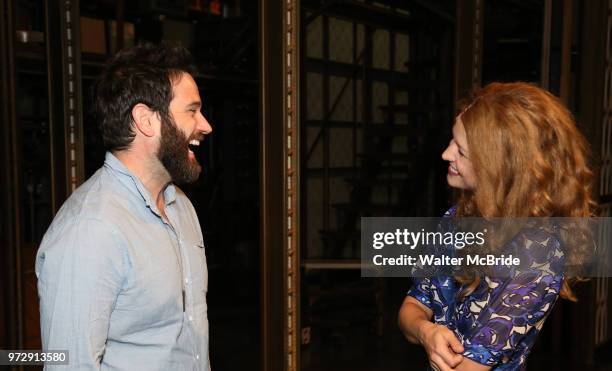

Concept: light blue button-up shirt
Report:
left=36, top=152, right=210, bottom=371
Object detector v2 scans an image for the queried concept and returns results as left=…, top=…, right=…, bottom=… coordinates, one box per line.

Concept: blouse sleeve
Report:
left=405, top=206, right=458, bottom=312
left=459, top=229, right=564, bottom=366
left=407, top=277, right=434, bottom=309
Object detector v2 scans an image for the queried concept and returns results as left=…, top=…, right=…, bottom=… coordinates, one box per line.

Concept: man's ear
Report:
left=131, top=103, right=157, bottom=137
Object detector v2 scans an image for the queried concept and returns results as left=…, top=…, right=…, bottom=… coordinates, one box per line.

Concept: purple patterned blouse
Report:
left=407, top=209, right=565, bottom=370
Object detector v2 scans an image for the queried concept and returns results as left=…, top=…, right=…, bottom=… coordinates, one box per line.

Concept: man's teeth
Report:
left=189, top=139, right=200, bottom=146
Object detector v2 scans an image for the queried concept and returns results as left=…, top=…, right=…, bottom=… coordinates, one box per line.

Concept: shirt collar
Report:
left=103, top=152, right=177, bottom=211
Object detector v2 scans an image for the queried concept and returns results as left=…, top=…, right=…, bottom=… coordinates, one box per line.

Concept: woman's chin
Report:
left=447, top=175, right=468, bottom=190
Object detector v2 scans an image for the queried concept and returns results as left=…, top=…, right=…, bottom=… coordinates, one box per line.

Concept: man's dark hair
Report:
left=94, top=42, right=196, bottom=151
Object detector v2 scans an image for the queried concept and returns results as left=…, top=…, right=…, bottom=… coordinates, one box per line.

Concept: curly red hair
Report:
left=455, top=82, right=596, bottom=301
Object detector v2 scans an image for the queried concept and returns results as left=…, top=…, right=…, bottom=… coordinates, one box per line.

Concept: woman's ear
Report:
left=131, top=103, right=157, bottom=137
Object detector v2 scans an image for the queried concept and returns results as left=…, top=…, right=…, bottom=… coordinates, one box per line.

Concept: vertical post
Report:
left=0, top=0, right=20, bottom=354
left=540, top=0, right=552, bottom=90
left=577, top=0, right=609, bottom=365
left=46, top=0, right=85, bottom=202
left=559, top=0, right=573, bottom=104
left=260, top=0, right=285, bottom=368
left=116, top=0, right=125, bottom=51
left=322, top=15, right=329, bottom=236
left=454, top=0, right=484, bottom=104
left=285, top=2, right=300, bottom=370
left=260, top=0, right=300, bottom=370
left=549, top=2, right=571, bottom=350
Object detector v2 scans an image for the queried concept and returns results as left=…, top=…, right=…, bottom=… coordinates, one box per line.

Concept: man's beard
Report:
left=157, top=116, right=202, bottom=184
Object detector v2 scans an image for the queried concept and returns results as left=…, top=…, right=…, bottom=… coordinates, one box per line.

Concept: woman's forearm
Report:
left=398, top=296, right=434, bottom=344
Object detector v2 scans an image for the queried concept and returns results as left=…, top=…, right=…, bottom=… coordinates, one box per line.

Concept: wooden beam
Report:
left=576, top=0, right=609, bottom=365
left=0, top=0, right=20, bottom=352
left=454, top=0, right=484, bottom=105
left=259, top=3, right=285, bottom=368
left=559, top=0, right=573, bottom=104
left=540, top=0, right=552, bottom=89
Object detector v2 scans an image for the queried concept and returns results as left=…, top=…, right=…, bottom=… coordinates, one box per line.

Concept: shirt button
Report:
left=196, top=355, right=200, bottom=360
left=189, top=315, right=194, bottom=321
left=185, top=278, right=189, bottom=284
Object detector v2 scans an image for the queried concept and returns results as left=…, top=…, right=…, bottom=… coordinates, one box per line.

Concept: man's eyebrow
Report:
left=186, top=101, right=202, bottom=109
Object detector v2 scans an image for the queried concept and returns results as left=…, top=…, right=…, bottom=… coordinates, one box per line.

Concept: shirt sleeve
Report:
left=36, top=218, right=128, bottom=371
left=459, top=231, right=564, bottom=367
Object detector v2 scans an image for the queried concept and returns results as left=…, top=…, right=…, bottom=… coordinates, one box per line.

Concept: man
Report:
left=36, top=43, right=213, bottom=370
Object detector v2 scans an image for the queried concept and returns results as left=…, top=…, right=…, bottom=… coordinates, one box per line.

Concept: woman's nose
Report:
left=441, top=146, right=453, bottom=161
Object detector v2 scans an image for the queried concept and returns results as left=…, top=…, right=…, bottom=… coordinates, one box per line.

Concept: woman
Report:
left=398, top=82, right=595, bottom=371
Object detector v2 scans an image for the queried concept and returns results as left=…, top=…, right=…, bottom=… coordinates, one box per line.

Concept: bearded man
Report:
left=36, top=43, right=213, bottom=371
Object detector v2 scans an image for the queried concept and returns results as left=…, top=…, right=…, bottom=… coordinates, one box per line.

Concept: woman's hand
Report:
left=417, top=321, right=464, bottom=371
left=398, top=296, right=464, bottom=370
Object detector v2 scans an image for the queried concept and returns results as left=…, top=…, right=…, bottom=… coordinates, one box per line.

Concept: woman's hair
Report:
left=454, top=82, right=596, bottom=301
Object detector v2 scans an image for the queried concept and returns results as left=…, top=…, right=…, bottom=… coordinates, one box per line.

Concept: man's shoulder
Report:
left=48, top=168, right=144, bottom=233
left=67, top=170, right=131, bottom=213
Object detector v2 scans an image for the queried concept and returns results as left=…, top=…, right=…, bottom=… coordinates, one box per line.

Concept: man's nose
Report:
left=199, top=113, right=212, bottom=134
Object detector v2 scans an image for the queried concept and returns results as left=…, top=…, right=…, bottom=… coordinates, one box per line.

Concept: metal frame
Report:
left=260, top=0, right=300, bottom=370
left=285, top=1, right=300, bottom=369
left=46, top=0, right=84, bottom=210
left=0, top=0, right=84, bottom=359
left=59, top=0, right=85, bottom=194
